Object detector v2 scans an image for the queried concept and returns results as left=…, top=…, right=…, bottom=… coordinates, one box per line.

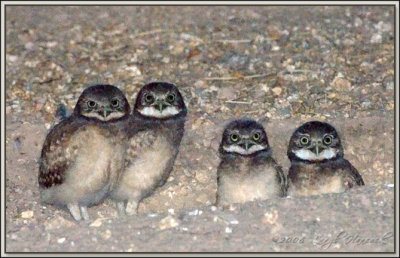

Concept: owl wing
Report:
left=271, top=159, right=288, bottom=197
left=125, top=129, right=158, bottom=166
left=215, top=160, right=227, bottom=206
left=339, top=159, right=365, bottom=188
left=38, top=117, right=86, bottom=188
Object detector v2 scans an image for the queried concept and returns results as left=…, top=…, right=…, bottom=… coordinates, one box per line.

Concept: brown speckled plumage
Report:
left=288, top=159, right=364, bottom=196
left=38, top=84, right=130, bottom=221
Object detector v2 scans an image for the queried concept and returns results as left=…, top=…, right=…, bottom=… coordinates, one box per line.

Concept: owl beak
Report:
left=315, top=144, right=320, bottom=156
left=241, top=140, right=254, bottom=151
left=102, top=107, right=112, bottom=118
left=310, top=141, right=325, bottom=156
left=156, top=101, right=167, bottom=112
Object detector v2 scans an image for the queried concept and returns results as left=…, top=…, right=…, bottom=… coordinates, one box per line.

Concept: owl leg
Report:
left=125, top=200, right=138, bottom=215
left=67, top=203, right=82, bottom=221
left=116, top=201, right=126, bottom=216
left=80, top=206, right=90, bottom=220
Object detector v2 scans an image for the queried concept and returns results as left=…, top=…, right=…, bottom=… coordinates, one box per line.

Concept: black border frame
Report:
left=2, top=2, right=397, bottom=255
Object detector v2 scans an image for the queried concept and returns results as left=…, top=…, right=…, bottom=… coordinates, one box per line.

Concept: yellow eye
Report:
left=111, top=98, right=119, bottom=108
left=87, top=100, right=96, bottom=108
left=166, top=93, right=175, bottom=103
left=230, top=133, right=239, bottom=142
left=144, top=93, right=154, bottom=104
left=253, top=132, right=261, bottom=141
left=300, top=136, right=309, bottom=145
left=323, top=135, right=333, bottom=145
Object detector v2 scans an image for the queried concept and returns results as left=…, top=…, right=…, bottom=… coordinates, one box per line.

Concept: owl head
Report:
left=287, top=121, right=344, bottom=162
left=74, top=84, right=131, bottom=122
left=219, top=118, right=270, bottom=157
left=133, top=82, right=187, bottom=120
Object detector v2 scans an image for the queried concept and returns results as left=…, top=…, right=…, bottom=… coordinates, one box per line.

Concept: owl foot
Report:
left=67, top=203, right=90, bottom=221
left=80, top=206, right=90, bottom=220
left=125, top=200, right=138, bottom=216
left=67, top=203, right=82, bottom=221
left=117, top=201, right=126, bottom=216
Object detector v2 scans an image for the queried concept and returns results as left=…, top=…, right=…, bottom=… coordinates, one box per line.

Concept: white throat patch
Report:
left=293, top=148, right=337, bottom=161
left=84, top=111, right=125, bottom=121
left=223, top=145, right=266, bottom=155
left=138, top=106, right=180, bottom=118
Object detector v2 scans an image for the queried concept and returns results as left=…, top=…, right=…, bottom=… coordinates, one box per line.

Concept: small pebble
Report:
left=102, top=230, right=112, bottom=240
left=8, top=55, right=18, bottom=62
left=330, top=76, right=352, bottom=91
left=188, top=210, right=199, bottom=216
left=89, top=218, right=103, bottom=227
left=272, top=87, right=282, bottom=96
left=370, top=34, right=382, bottom=44
left=20, top=210, right=34, bottom=219
left=159, top=215, right=179, bottom=230
left=262, top=210, right=279, bottom=224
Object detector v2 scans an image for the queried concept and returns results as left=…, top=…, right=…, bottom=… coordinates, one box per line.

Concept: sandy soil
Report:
left=4, top=5, right=395, bottom=253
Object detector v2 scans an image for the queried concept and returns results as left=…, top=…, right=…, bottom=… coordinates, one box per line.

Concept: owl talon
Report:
left=117, top=201, right=126, bottom=216
left=67, top=203, right=82, bottom=221
left=125, top=200, right=138, bottom=216
left=80, top=206, right=90, bottom=220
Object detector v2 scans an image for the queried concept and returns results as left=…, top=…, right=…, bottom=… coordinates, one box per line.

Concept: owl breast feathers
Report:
left=39, top=117, right=126, bottom=206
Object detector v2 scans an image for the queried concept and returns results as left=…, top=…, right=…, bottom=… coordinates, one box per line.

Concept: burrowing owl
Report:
left=287, top=121, right=364, bottom=196
left=39, top=84, right=130, bottom=221
left=111, top=82, right=187, bottom=215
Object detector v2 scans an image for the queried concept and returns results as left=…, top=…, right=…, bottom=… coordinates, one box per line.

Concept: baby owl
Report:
left=287, top=121, right=364, bottom=196
left=216, top=118, right=287, bottom=207
left=38, top=84, right=131, bottom=221
left=111, top=82, right=187, bottom=215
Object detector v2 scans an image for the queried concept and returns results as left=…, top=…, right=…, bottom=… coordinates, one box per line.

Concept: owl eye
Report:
left=144, top=93, right=154, bottom=104
left=323, top=135, right=333, bottom=145
left=87, top=100, right=97, bottom=108
left=111, top=98, right=120, bottom=108
left=230, top=133, right=240, bottom=142
left=253, top=132, right=261, bottom=141
left=300, top=136, right=309, bottom=146
left=166, top=93, right=176, bottom=103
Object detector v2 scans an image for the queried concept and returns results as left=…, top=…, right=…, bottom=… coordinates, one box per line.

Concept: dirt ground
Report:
left=4, top=5, right=395, bottom=253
